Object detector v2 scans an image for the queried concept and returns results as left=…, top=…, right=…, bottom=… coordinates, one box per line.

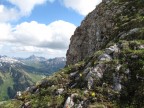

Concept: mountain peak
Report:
left=26, top=55, right=46, bottom=61
left=29, top=54, right=36, bottom=58
left=0, top=55, right=21, bottom=64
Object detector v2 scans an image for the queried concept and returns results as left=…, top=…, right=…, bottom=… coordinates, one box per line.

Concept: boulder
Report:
left=115, top=64, right=122, bottom=72
left=114, top=83, right=122, bottom=92
left=98, top=54, right=112, bottom=61
left=16, top=91, right=21, bottom=97
left=56, top=88, right=64, bottom=95
left=63, top=94, right=78, bottom=108
left=93, top=64, right=104, bottom=78
left=138, top=45, right=144, bottom=49
left=69, top=71, right=78, bottom=78
left=63, top=97, right=74, bottom=108
left=88, top=77, right=94, bottom=89
left=120, top=28, right=140, bottom=39
left=74, top=101, right=83, bottom=108
left=113, top=73, right=122, bottom=91
left=70, top=83, right=77, bottom=88
left=105, top=44, right=119, bottom=54
left=125, top=69, right=130, bottom=74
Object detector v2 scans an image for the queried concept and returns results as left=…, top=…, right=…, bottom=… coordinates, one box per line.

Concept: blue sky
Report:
left=0, top=0, right=101, bottom=58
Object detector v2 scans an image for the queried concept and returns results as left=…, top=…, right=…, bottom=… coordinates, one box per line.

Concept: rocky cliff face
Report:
left=67, top=0, right=114, bottom=65
left=1, top=0, right=144, bottom=108
left=66, top=0, right=144, bottom=65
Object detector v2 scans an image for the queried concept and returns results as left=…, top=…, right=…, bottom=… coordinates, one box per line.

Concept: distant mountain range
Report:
left=0, top=55, right=66, bottom=101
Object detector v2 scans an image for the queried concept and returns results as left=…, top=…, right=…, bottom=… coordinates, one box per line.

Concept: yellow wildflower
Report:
left=79, top=73, right=82, bottom=77
left=91, top=92, right=96, bottom=97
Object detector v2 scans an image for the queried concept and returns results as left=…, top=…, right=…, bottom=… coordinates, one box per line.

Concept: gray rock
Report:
left=70, top=83, right=77, bottom=88
left=102, top=0, right=111, bottom=4
left=115, top=64, right=122, bottom=72
left=125, top=69, right=130, bottom=74
left=129, top=28, right=140, bottom=34
left=86, top=64, right=105, bottom=82
left=105, top=48, right=115, bottom=55
left=22, top=101, right=31, bottom=108
left=113, top=73, right=122, bottom=91
left=70, top=71, right=78, bottom=77
left=25, top=87, right=30, bottom=92
left=28, top=86, right=38, bottom=93
left=105, top=44, right=119, bottom=54
left=93, top=65, right=104, bottom=78
left=119, top=33, right=127, bottom=39
left=16, top=91, right=21, bottom=96
left=96, top=27, right=102, bottom=41
left=88, top=77, right=94, bottom=89
left=56, top=88, right=64, bottom=95
left=86, top=64, right=106, bottom=89
left=98, top=54, right=112, bottom=61
left=86, top=69, right=93, bottom=80
left=120, top=28, right=140, bottom=39
left=84, top=90, right=89, bottom=94
left=114, top=83, right=122, bottom=92
left=138, top=45, right=144, bottom=49
left=131, top=55, right=138, bottom=59
left=74, top=101, right=83, bottom=108
left=136, top=75, right=144, bottom=80
left=83, top=68, right=90, bottom=74
left=63, top=96, right=74, bottom=108
left=63, top=97, right=74, bottom=108
left=85, top=62, right=92, bottom=68
left=64, top=94, right=78, bottom=108
left=34, top=89, right=39, bottom=94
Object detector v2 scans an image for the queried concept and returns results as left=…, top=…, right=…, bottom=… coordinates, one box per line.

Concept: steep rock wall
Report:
left=66, top=0, right=118, bottom=65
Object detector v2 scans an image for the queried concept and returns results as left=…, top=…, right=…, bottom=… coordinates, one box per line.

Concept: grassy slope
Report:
left=0, top=70, right=43, bottom=101
left=0, top=72, right=14, bottom=100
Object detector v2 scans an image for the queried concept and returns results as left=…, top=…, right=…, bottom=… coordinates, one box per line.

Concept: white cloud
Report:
left=0, top=23, right=13, bottom=41
left=0, top=20, right=76, bottom=57
left=11, top=45, right=52, bottom=53
left=0, top=44, right=3, bottom=50
left=0, top=0, right=55, bottom=22
left=0, top=5, right=19, bottom=22
left=12, top=20, right=76, bottom=49
left=0, top=0, right=78, bottom=57
left=0, top=43, right=67, bottom=58
left=62, top=0, right=102, bottom=16
left=8, top=0, right=47, bottom=16
left=11, top=45, right=66, bottom=57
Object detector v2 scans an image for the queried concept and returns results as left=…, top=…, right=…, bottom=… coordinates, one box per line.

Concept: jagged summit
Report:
left=0, top=56, right=21, bottom=64
left=25, top=55, right=46, bottom=61
left=1, top=0, right=144, bottom=108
